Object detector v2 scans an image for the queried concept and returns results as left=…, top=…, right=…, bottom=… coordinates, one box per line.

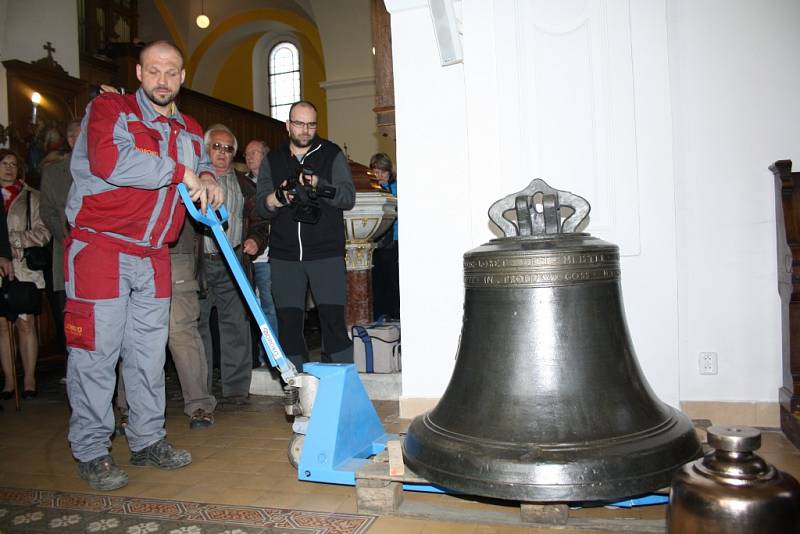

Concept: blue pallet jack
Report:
left=178, top=184, right=668, bottom=505
left=177, top=185, right=440, bottom=490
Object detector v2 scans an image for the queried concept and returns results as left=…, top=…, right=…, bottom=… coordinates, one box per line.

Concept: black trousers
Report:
left=372, top=241, right=399, bottom=320
left=271, top=256, right=353, bottom=369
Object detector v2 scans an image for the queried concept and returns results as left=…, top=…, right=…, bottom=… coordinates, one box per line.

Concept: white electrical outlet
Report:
left=699, top=352, right=718, bottom=375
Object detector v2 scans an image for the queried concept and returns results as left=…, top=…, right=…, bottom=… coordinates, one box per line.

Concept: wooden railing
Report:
left=177, top=88, right=287, bottom=154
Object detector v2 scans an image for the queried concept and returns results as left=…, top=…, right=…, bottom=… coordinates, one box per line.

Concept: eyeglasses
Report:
left=210, top=142, right=235, bottom=154
left=289, top=120, right=318, bottom=130
left=0, top=161, right=18, bottom=168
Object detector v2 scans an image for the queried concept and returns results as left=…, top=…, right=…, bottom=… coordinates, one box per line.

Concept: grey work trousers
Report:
left=199, top=256, right=252, bottom=398
left=116, top=256, right=216, bottom=417
left=65, top=239, right=169, bottom=462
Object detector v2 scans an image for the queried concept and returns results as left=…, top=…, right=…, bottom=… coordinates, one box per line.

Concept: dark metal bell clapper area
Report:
left=402, top=179, right=702, bottom=502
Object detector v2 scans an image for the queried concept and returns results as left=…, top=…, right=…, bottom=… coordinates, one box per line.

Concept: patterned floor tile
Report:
left=0, top=488, right=375, bottom=534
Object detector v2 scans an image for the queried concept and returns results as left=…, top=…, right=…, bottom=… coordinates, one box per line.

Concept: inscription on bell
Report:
left=465, top=253, right=613, bottom=270
left=465, top=268, right=620, bottom=287
left=562, top=253, right=606, bottom=265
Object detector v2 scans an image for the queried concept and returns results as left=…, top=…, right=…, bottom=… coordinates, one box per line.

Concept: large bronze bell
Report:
left=403, top=179, right=701, bottom=502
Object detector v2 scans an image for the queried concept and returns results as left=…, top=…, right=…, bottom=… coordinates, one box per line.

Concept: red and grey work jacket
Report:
left=67, top=87, right=214, bottom=250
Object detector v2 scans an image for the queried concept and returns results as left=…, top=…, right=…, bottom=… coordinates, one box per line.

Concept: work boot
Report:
left=130, top=438, right=192, bottom=469
left=78, top=455, right=129, bottom=491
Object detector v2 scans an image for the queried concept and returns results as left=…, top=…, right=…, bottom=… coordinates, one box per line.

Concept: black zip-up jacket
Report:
left=255, top=137, right=355, bottom=261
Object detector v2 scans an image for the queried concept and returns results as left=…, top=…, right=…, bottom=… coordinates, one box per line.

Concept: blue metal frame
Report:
left=297, top=365, right=446, bottom=492
left=297, top=363, right=394, bottom=484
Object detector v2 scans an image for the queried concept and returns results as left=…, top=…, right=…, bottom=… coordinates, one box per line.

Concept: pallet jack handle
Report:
left=177, top=183, right=299, bottom=384
left=178, top=185, right=396, bottom=487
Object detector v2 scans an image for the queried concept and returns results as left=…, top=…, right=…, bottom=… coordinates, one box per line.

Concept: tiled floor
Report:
left=1, top=375, right=799, bottom=534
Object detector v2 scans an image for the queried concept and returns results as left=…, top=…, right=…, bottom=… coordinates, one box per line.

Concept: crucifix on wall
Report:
left=32, top=41, right=66, bottom=74
left=43, top=41, right=56, bottom=59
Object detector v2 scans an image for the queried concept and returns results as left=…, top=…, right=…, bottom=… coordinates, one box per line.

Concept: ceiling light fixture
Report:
left=196, top=0, right=210, bottom=29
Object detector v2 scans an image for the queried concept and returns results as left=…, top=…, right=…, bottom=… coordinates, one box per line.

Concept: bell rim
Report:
left=402, top=454, right=685, bottom=502
left=402, top=406, right=702, bottom=502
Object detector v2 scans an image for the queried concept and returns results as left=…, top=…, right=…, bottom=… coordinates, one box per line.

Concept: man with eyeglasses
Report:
left=255, top=101, right=355, bottom=370
left=198, top=125, right=269, bottom=404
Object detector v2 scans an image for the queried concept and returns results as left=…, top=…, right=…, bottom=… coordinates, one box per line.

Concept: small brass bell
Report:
left=667, top=426, right=800, bottom=533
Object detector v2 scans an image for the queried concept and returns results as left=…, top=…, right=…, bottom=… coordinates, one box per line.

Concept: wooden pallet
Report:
left=355, top=441, right=667, bottom=532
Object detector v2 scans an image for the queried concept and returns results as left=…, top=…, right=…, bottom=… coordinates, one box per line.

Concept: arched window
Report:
left=269, top=42, right=301, bottom=121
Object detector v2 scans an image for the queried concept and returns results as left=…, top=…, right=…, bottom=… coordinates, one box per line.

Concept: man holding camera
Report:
left=256, top=101, right=355, bottom=369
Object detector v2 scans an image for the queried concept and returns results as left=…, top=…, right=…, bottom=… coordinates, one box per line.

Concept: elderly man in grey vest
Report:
left=197, top=124, right=269, bottom=403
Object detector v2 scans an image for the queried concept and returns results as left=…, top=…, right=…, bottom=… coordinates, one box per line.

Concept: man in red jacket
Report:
left=65, top=41, right=222, bottom=491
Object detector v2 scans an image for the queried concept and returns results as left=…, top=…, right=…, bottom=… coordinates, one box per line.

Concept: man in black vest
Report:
left=255, top=101, right=355, bottom=369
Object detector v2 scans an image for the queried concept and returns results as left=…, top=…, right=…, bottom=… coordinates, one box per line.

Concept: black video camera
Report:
left=275, top=166, right=336, bottom=224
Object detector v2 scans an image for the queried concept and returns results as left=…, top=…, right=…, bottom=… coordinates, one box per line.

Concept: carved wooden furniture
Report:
left=2, top=58, right=89, bottom=188
left=772, top=159, right=800, bottom=448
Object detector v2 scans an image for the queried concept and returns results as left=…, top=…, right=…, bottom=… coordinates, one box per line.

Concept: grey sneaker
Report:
left=78, top=455, right=129, bottom=491
left=130, top=439, right=192, bottom=469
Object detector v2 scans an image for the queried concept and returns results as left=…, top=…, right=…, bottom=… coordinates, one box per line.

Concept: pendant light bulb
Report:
left=196, top=0, right=210, bottom=29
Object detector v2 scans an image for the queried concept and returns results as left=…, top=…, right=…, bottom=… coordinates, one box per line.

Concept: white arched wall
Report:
left=388, top=0, right=681, bottom=414
left=252, top=32, right=302, bottom=117
left=669, top=0, right=800, bottom=424
left=387, top=0, right=800, bottom=427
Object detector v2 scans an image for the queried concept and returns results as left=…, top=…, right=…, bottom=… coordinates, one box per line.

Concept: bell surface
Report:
left=402, top=180, right=702, bottom=502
